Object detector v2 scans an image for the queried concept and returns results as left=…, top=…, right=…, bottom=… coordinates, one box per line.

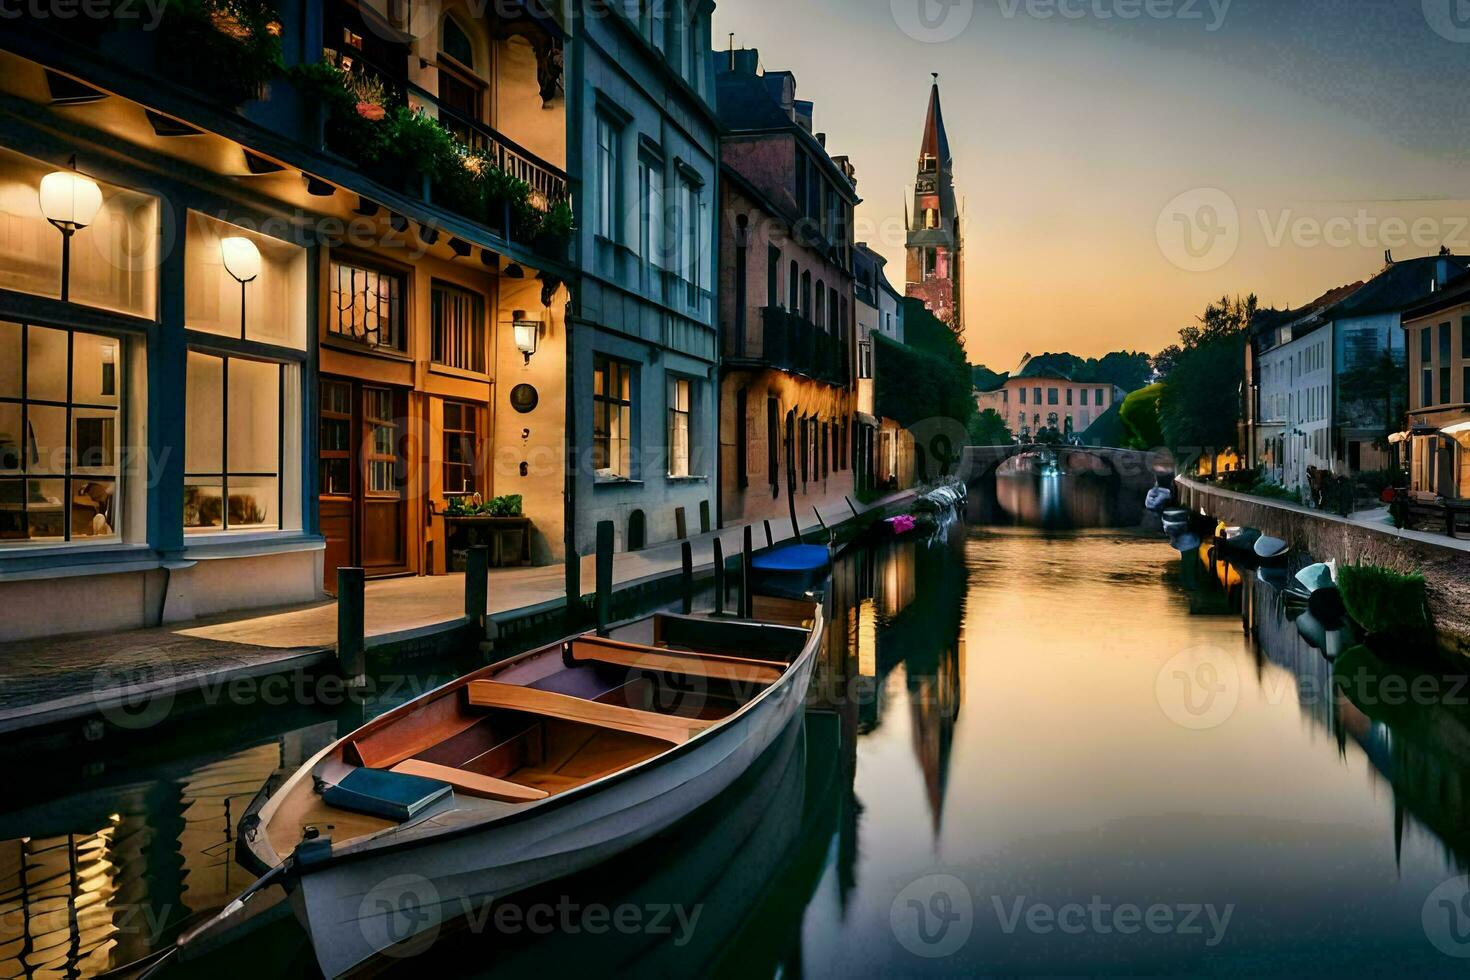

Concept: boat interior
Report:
left=258, top=598, right=819, bottom=863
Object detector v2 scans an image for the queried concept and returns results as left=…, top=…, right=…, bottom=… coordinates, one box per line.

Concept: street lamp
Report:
left=220, top=236, right=261, bottom=340
left=512, top=310, right=539, bottom=365
left=38, top=161, right=103, bottom=303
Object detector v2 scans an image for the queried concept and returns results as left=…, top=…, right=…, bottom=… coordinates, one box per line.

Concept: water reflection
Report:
left=995, top=455, right=1123, bottom=529
left=11, top=521, right=1470, bottom=976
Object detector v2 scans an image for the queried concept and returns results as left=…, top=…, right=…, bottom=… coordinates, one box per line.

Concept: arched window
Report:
left=814, top=281, right=824, bottom=329
left=442, top=16, right=475, bottom=69
left=788, top=260, right=799, bottom=311
left=438, top=14, right=483, bottom=134
left=801, top=271, right=812, bottom=320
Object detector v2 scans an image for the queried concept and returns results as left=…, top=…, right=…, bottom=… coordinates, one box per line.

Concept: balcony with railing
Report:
left=727, top=307, right=850, bottom=387
left=0, top=0, right=572, bottom=263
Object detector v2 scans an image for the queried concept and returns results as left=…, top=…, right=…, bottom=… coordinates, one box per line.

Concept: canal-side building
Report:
left=905, top=77, right=964, bottom=338
left=566, top=0, right=719, bottom=555
left=1249, top=254, right=1464, bottom=493
left=1399, top=275, right=1470, bottom=507
left=715, top=48, right=860, bottom=528
left=974, top=360, right=1124, bottom=442
left=0, top=2, right=572, bottom=639
left=853, top=243, right=912, bottom=493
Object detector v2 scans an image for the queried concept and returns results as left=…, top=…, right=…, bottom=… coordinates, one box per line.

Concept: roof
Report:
left=920, top=80, right=951, bottom=166
left=715, top=54, right=860, bottom=204
left=1402, top=268, right=1470, bottom=322
left=1252, top=281, right=1365, bottom=339
left=1323, top=254, right=1468, bottom=319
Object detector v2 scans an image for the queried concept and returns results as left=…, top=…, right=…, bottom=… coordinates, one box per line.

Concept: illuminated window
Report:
left=329, top=259, right=405, bottom=351
left=668, top=377, right=691, bottom=477
left=0, top=322, right=122, bottom=546
left=431, top=281, right=485, bottom=372
left=184, top=352, right=286, bottom=533
left=0, top=147, right=158, bottom=318
left=443, top=400, right=479, bottom=495
left=594, top=355, right=633, bottom=479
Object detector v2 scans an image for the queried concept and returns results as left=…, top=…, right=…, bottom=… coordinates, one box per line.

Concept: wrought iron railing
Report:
left=407, top=83, right=568, bottom=212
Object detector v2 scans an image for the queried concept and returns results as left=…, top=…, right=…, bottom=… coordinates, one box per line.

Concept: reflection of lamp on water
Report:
left=38, top=160, right=103, bottom=303
left=220, top=236, right=261, bottom=340
left=512, top=310, right=539, bottom=365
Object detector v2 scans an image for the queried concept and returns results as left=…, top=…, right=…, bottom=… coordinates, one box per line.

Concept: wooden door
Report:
left=318, top=378, right=410, bottom=593
left=361, top=385, right=407, bottom=574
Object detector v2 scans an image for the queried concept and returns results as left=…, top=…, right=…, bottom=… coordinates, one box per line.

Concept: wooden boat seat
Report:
left=389, top=759, right=550, bottom=804
left=564, top=635, right=785, bottom=686
left=466, top=680, right=714, bottom=745
left=651, top=614, right=808, bottom=661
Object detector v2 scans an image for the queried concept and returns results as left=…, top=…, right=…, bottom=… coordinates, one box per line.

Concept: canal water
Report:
left=4, top=469, right=1470, bottom=976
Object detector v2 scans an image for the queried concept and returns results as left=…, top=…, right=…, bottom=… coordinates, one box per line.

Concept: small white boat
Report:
left=235, top=598, right=824, bottom=977
left=1254, top=535, right=1289, bottom=561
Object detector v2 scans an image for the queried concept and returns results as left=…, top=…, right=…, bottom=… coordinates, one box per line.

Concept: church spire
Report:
left=920, top=73, right=951, bottom=167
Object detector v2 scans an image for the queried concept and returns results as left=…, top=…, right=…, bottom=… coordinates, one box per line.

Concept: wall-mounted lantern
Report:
left=220, top=236, right=261, bottom=340
left=38, top=160, right=102, bottom=303
left=513, top=310, right=539, bottom=365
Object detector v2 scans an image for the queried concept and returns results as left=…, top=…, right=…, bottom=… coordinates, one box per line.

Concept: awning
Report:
left=1388, top=431, right=1409, bottom=445
left=1442, top=420, right=1470, bottom=436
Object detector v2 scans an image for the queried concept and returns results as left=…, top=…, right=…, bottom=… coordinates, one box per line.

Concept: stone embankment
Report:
left=1176, top=477, right=1470, bottom=657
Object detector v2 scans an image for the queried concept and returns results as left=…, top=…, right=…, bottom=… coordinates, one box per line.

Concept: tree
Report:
left=1119, top=384, right=1165, bottom=449
left=1152, top=294, right=1256, bottom=470
left=1088, top=351, right=1153, bottom=392
left=968, top=408, right=1013, bottom=446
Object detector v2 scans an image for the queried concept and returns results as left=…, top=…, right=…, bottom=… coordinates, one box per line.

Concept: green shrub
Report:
left=1338, top=563, right=1434, bottom=642
left=1119, top=383, right=1164, bottom=450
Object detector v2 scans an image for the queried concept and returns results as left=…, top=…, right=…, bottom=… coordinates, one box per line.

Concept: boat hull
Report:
left=293, top=623, right=820, bottom=978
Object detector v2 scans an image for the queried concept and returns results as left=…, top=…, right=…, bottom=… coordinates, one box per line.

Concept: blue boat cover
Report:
left=751, top=544, right=831, bottom=573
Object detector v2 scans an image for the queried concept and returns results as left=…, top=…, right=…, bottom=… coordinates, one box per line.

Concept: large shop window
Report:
left=330, top=259, right=405, bottom=351
left=0, top=147, right=159, bottom=318
left=184, top=351, right=295, bottom=533
left=0, top=322, right=123, bottom=546
left=443, top=400, right=479, bottom=495
left=431, top=282, right=485, bottom=373
left=185, top=213, right=307, bottom=349
left=593, top=355, right=633, bottom=480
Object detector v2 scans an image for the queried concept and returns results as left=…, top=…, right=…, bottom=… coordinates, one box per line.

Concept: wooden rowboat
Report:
left=235, top=596, right=824, bottom=977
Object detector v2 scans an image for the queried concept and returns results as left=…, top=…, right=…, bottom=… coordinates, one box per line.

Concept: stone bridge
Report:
left=960, top=445, right=1173, bottom=523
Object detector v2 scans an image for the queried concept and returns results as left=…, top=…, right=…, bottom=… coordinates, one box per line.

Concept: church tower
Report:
left=905, top=75, right=964, bottom=337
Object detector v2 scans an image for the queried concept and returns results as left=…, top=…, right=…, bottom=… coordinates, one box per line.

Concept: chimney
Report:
left=816, top=132, right=826, bottom=148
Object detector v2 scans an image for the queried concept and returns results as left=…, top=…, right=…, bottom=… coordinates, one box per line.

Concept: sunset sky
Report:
left=711, top=0, right=1470, bottom=372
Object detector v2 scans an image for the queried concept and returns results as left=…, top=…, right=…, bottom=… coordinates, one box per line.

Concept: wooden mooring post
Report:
left=712, top=536, right=726, bottom=617
left=595, top=520, right=614, bottom=637
left=465, top=545, right=489, bottom=635
left=741, top=526, right=754, bottom=619
left=680, top=540, right=694, bottom=615
left=336, top=567, right=366, bottom=687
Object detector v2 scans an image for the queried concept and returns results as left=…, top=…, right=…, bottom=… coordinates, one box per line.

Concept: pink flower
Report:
left=356, top=102, right=386, bottom=121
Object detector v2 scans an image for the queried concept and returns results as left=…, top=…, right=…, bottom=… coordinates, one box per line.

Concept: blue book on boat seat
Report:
left=323, top=767, right=452, bottom=821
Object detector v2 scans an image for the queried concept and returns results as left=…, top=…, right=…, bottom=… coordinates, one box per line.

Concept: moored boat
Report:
left=1253, top=535, right=1290, bottom=563
left=233, top=597, right=825, bottom=977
